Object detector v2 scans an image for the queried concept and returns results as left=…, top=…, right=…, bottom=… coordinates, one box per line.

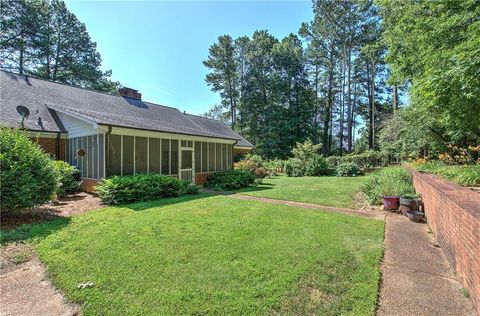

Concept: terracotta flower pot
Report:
left=383, top=196, right=400, bottom=210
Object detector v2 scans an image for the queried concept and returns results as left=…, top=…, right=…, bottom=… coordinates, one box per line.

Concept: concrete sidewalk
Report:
left=377, top=213, right=476, bottom=315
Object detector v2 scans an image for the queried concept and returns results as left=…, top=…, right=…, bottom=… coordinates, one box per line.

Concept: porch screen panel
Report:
left=201, top=142, right=207, bottom=172
left=93, top=135, right=98, bottom=179
left=181, top=150, right=193, bottom=169
left=216, top=143, right=222, bottom=171
left=98, top=134, right=104, bottom=178
left=222, top=144, right=227, bottom=171
left=161, top=139, right=170, bottom=174
left=87, top=136, right=93, bottom=178
left=194, top=141, right=201, bottom=171
left=107, top=134, right=121, bottom=176
left=80, top=137, right=86, bottom=177
left=135, top=137, right=148, bottom=174
left=149, top=138, right=160, bottom=173
left=208, top=143, right=215, bottom=172
left=171, top=140, right=179, bottom=175
left=123, top=136, right=134, bottom=175
left=227, top=145, right=232, bottom=170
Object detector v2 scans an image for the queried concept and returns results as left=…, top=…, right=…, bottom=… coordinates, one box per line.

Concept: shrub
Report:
left=95, top=174, right=198, bottom=205
left=336, top=162, right=361, bottom=177
left=206, top=169, right=256, bottom=190
left=305, top=155, right=328, bottom=176
left=234, top=154, right=267, bottom=178
left=284, top=158, right=304, bottom=177
left=51, top=160, right=80, bottom=197
left=362, top=167, right=415, bottom=205
left=263, top=159, right=284, bottom=177
left=326, top=150, right=391, bottom=169
left=292, top=140, right=321, bottom=162
left=415, top=161, right=480, bottom=186
left=0, top=128, right=57, bottom=211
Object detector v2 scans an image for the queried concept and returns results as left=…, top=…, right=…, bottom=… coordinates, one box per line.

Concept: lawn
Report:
left=236, top=176, right=366, bottom=208
left=15, top=194, right=384, bottom=315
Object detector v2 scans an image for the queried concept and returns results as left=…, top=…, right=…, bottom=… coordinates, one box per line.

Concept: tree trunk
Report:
left=322, top=49, right=335, bottom=157
left=369, top=62, right=376, bottom=150
left=393, top=84, right=398, bottom=114
left=346, top=47, right=352, bottom=152
left=339, top=59, right=345, bottom=156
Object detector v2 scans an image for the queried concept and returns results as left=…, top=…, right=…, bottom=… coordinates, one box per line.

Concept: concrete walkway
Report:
left=225, top=193, right=385, bottom=220
left=377, top=213, right=476, bottom=315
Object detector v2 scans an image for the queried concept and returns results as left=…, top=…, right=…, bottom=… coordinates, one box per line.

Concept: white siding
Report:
left=57, top=112, right=97, bottom=138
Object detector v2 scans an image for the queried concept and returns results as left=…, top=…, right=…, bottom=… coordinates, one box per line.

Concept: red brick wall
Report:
left=32, top=137, right=66, bottom=161
left=80, top=178, right=99, bottom=193
left=195, top=172, right=215, bottom=185
left=411, top=170, right=480, bottom=313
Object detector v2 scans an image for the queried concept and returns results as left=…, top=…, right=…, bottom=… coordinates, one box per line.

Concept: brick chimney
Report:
left=118, top=87, right=142, bottom=100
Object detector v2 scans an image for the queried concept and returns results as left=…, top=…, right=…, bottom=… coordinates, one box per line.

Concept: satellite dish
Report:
left=16, top=105, right=30, bottom=128
left=16, top=105, right=30, bottom=118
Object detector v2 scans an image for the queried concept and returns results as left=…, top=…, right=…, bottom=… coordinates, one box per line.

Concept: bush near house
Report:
left=206, top=169, right=256, bottom=190
left=51, top=160, right=81, bottom=197
left=95, top=174, right=199, bottom=205
left=234, top=154, right=267, bottom=178
left=0, top=128, right=57, bottom=211
left=362, top=166, right=415, bottom=205
left=336, top=162, right=361, bottom=177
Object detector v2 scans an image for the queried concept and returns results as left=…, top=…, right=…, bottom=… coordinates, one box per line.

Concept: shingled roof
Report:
left=0, top=71, right=253, bottom=147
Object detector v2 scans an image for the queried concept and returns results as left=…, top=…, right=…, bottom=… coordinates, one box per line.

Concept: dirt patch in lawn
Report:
left=1, top=192, right=104, bottom=230
left=1, top=192, right=102, bottom=315
left=1, top=243, right=81, bottom=316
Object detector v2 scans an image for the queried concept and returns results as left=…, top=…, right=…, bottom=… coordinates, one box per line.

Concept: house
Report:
left=0, top=70, right=253, bottom=190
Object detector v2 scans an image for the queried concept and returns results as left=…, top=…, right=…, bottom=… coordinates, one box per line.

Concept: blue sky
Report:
left=65, top=1, right=314, bottom=114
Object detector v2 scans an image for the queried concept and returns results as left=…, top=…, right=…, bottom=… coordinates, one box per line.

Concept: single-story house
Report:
left=0, top=70, right=253, bottom=190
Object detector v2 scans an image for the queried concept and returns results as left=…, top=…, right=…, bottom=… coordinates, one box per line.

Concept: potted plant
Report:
left=383, top=196, right=400, bottom=210
left=407, top=210, right=424, bottom=222
left=400, top=193, right=421, bottom=211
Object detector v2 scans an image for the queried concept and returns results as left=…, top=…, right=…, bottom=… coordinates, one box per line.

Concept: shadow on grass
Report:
left=1, top=216, right=71, bottom=245
left=126, top=192, right=216, bottom=212
left=231, top=183, right=276, bottom=194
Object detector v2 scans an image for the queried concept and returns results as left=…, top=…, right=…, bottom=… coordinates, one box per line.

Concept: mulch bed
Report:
left=1, top=192, right=104, bottom=230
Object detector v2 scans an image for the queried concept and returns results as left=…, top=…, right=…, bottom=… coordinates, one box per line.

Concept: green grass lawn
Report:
left=235, top=176, right=366, bottom=208
left=10, top=194, right=384, bottom=315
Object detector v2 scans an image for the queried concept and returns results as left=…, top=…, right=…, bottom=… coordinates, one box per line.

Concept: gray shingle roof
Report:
left=0, top=71, right=253, bottom=147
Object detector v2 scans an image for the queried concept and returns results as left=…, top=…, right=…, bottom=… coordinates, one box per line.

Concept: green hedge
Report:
left=336, top=162, right=361, bottom=177
left=326, top=150, right=392, bottom=169
left=95, top=174, right=199, bottom=205
left=0, top=128, right=57, bottom=211
left=206, top=170, right=256, bottom=190
left=51, top=160, right=80, bottom=197
left=362, top=167, right=416, bottom=205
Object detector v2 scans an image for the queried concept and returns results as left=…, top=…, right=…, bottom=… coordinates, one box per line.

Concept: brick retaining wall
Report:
left=411, top=170, right=480, bottom=313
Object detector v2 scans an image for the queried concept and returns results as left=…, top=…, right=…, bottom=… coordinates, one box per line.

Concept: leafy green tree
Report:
left=0, top=0, right=119, bottom=93
left=203, top=35, right=239, bottom=128
left=379, top=0, right=480, bottom=147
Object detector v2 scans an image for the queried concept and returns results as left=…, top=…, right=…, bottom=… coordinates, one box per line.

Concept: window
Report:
left=162, top=139, right=170, bottom=174
left=201, top=142, right=208, bottom=172
left=107, top=134, right=121, bottom=176
left=135, top=137, right=148, bottom=174
left=216, top=143, right=222, bottom=171
left=87, top=135, right=93, bottom=178
left=123, top=136, right=134, bottom=175
left=194, top=141, right=201, bottom=171
left=149, top=138, right=160, bottom=173
left=171, top=140, right=179, bottom=174
left=208, top=143, right=215, bottom=172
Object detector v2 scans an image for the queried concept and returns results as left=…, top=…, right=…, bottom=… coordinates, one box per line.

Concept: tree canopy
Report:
left=0, top=0, right=118, bottom=93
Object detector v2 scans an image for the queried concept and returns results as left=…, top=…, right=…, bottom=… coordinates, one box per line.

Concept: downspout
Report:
left=233, top=139, right=239, bottom=168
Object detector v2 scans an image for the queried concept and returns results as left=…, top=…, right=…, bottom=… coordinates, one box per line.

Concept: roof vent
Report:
left=118, top=87, right=142, bottom=100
